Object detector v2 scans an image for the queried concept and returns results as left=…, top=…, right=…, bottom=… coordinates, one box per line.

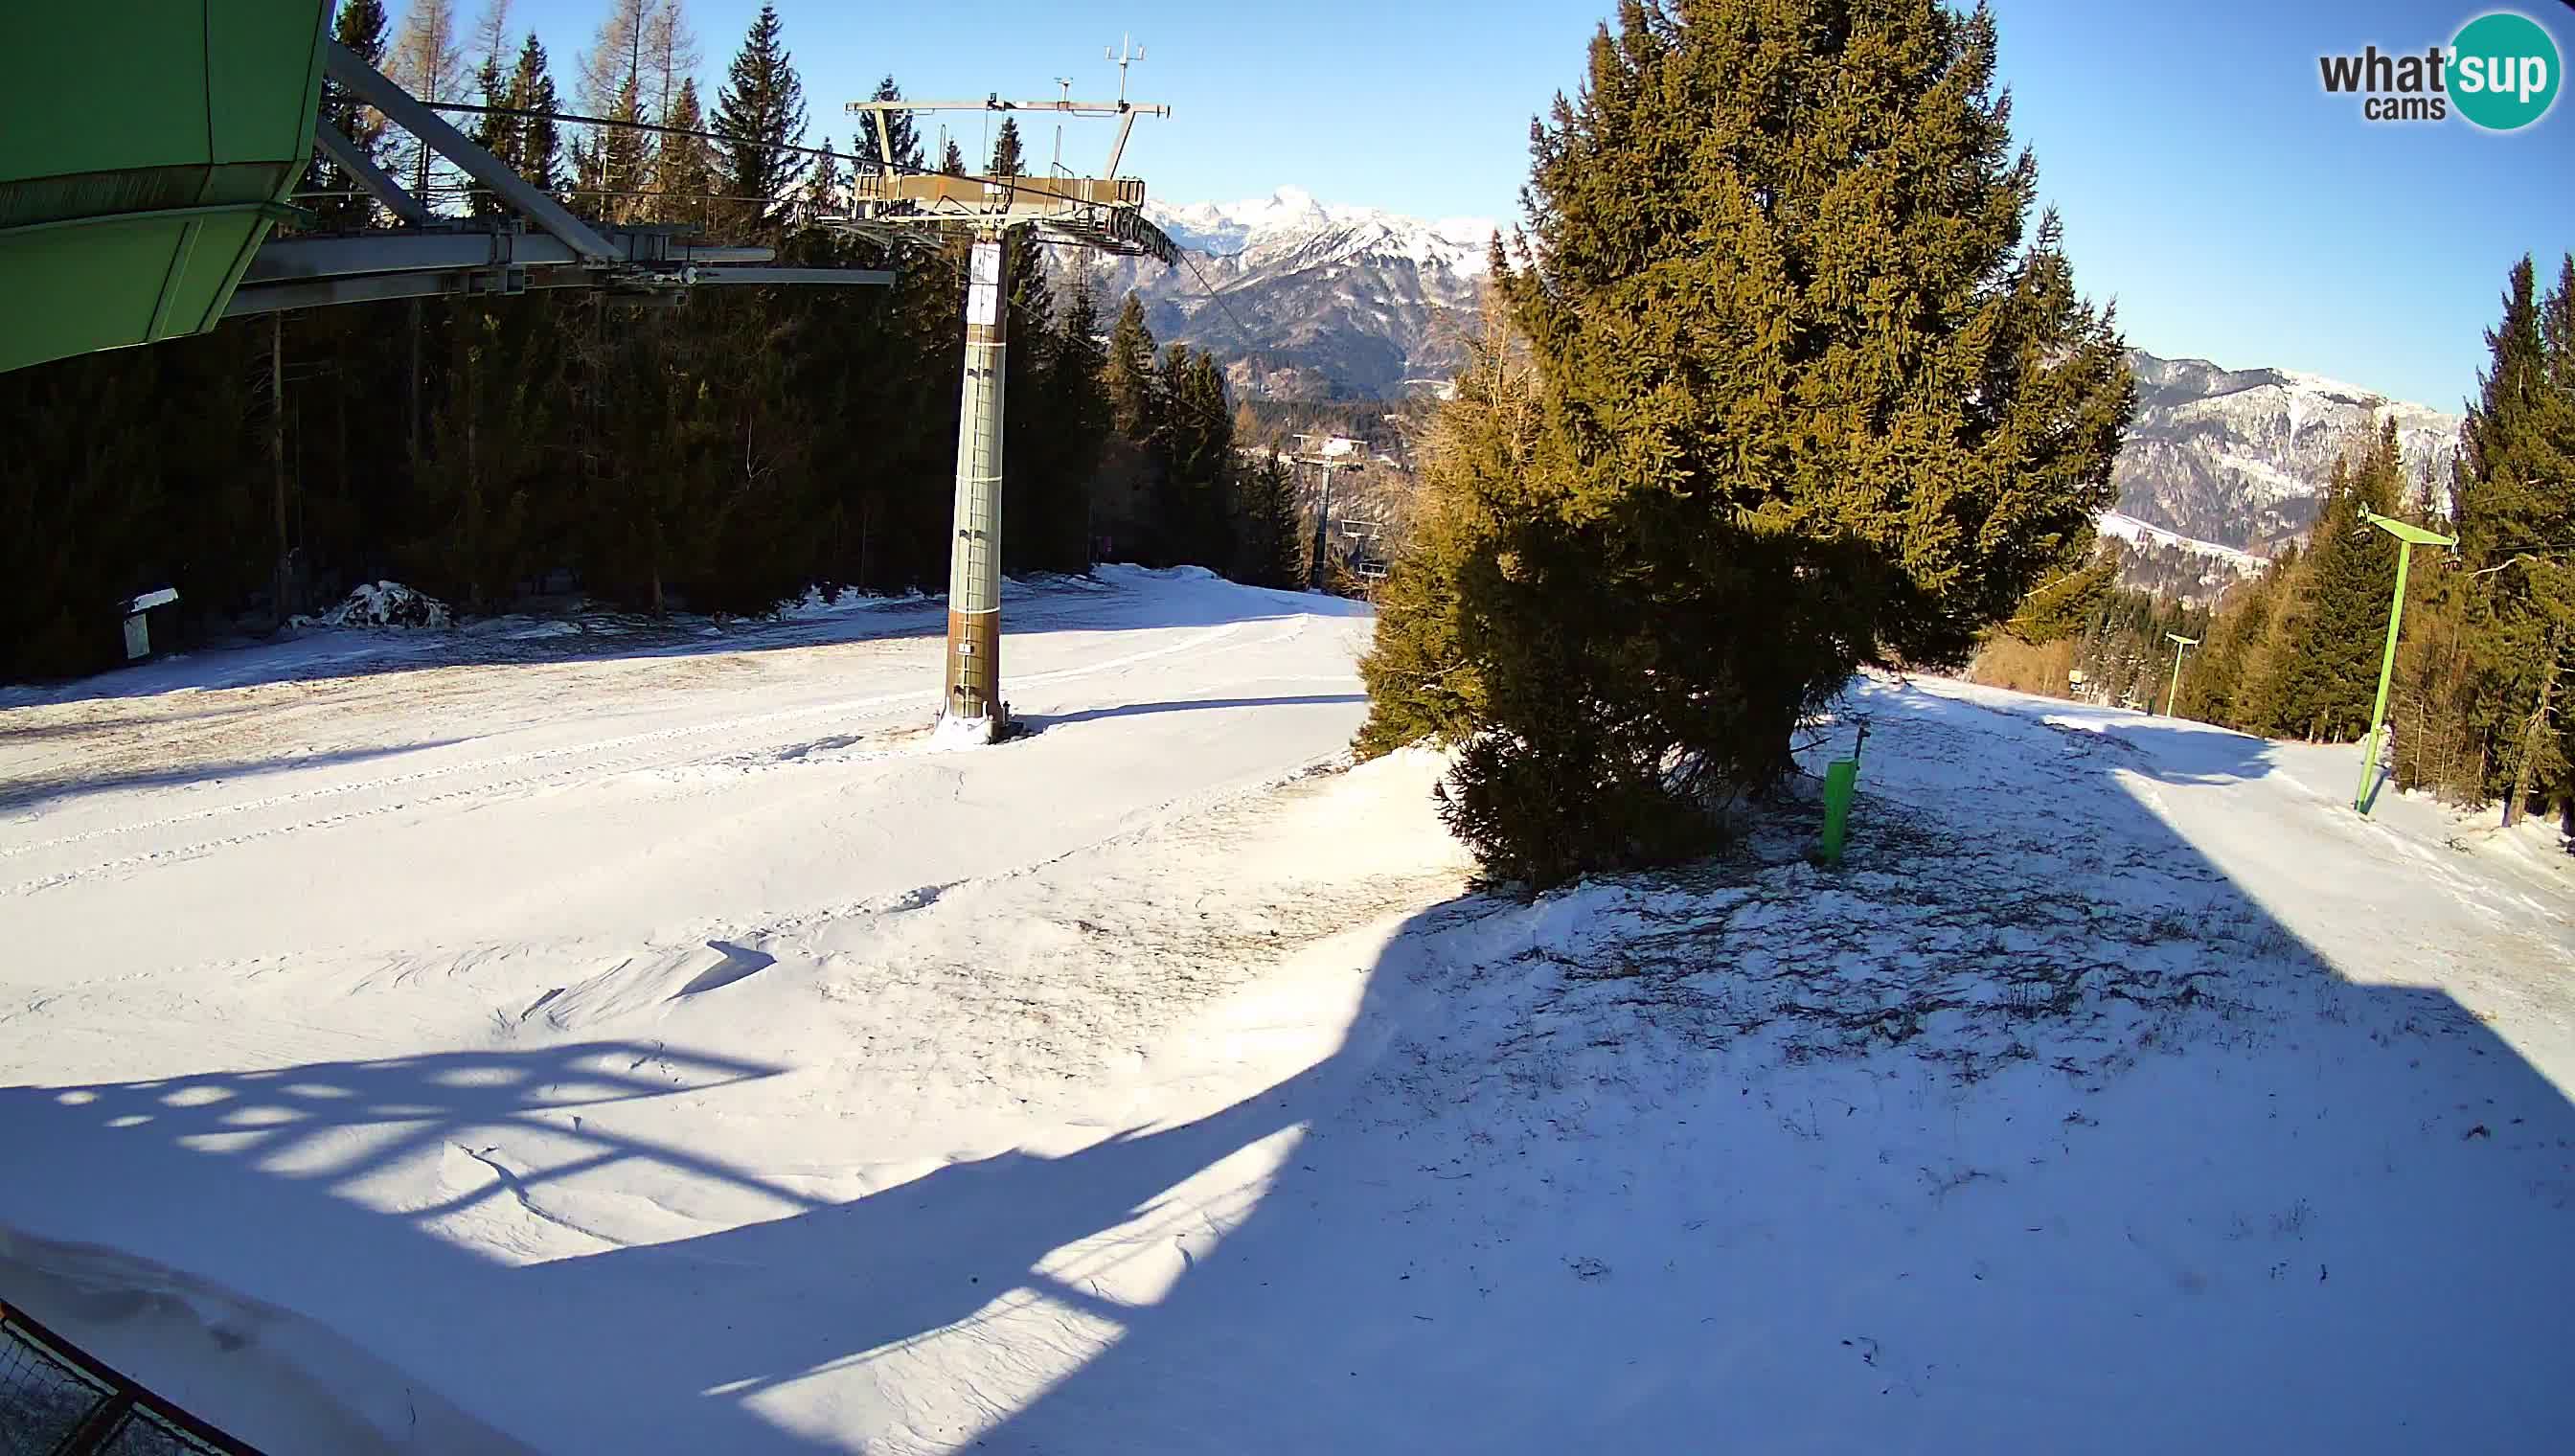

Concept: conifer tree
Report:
left=941, top=139, right=967, bottom=175
left=2452, top=255, right=2575, bottom=819
left=1361, top=0, right=2132, bottom=886
left=1357, top=290, right=1538, bottom=759
left=988, top=118, right=1026, bottom=179
left=2249, top=429, right=2406, bottom=741
left=712, top=3, right=809, bottom=230
left=597, top=73, right=652, bottom=222
left=852, top=77, right=923, bottom=175
left=305, top=0, right=394, bottom=231
left=657, top=79, right=717, bottom=225
left=803, top=133, right=843, bottom=218
left=512, top=34, right=563, bottom=198
left=2176, top=553, right=2288, bottom=727
left=1042, top=283, right=1112, bottom=571
left=1103, top=293, right=1159, bottom=439
left=1234, top=454, right=1304, bottom=589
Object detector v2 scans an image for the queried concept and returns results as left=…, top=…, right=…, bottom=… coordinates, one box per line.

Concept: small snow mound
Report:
left=926, top=714, right=997, bottom=751
left=1091, top=563, right=1221, bottom=585
left=775, top=584, right=877, bottom=620
left=308, top=581, right=452, bottom=630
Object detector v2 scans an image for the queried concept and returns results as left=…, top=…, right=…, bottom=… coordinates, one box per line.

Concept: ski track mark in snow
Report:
left=0, top=620, right=1265, bottom=897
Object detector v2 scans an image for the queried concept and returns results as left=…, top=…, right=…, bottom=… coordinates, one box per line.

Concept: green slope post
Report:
left=1818, top=760, right=1858, bottom=865
left=2162, top=633, right=2198, bottom=717
left=2354, top=510, right=2457, bottom=816
left=1816, top=721, right=1868, bottom=867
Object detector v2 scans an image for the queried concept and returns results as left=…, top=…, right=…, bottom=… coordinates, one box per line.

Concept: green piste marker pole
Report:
left=1817, top=722, right=1868, bottom=867
left=2162, top=632, right=2199, bottom=717
left=2354, top=510, right=2457, bottom=816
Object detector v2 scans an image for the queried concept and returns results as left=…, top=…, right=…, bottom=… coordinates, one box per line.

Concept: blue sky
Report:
left=496, top=0, right=2573, bottom=409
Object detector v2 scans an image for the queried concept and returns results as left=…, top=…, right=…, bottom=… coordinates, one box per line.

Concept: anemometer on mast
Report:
left=836, top=42, right=1178, bottom=744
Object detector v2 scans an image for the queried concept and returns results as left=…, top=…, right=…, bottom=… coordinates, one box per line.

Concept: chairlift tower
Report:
left=839, top=63, right=1176, bottom=744
left=1290, top=436, right=1365, bottom=592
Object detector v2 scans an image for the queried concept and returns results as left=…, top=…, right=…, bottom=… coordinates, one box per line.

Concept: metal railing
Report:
left=0, top=1301, right=262, bottom=1456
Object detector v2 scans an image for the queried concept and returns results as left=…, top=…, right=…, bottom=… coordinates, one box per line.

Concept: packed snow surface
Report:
left=3, top=569, right=2571, bottom=1453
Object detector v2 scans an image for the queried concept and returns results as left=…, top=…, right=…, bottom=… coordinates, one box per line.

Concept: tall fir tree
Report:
left=657, top=79, right=718, bottom=225
left=1357, top=0, right=2132, bottom=887
left=2450, top=256, right=2575, bottom=820
left=510, top=33, right=563, bottom=198
left=712, top=3, right=809, bottom=231
left=987, top=117, right=1026, bottom=178
left=1233, top=454, right=1304, bottom=589
left=1103, top=293, right=1159, bottom=439
left=941, top=138, right=966, bottom=175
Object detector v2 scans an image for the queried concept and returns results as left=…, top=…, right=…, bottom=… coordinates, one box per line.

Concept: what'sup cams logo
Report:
left=2318, top=11, right=2561, bottom=129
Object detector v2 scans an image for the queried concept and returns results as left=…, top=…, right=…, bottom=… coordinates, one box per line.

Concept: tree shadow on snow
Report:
left=5, top=682, right=2572, bottom=1451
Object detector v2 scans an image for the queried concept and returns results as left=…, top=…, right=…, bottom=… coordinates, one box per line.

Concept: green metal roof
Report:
left=0, top=1, right=330, bottom=374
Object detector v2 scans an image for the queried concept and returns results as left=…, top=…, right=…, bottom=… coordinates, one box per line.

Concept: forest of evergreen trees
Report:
left=1972, top=255, right=2575, bottom=830
left=0, top=0, right=1300, bottom=684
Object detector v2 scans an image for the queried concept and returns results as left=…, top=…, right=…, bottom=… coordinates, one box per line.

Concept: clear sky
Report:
left=498, top=0, right=2573, bottom=409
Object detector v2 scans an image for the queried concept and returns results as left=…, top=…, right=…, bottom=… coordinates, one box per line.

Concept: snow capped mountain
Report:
left=1077, top=196, right=2469, bottom=568
left=1148, top=186, right=1497, bottom=278
left=2114, top=351, right=2462, bottom=556
left=1078, top=186, right=1499, bottom=399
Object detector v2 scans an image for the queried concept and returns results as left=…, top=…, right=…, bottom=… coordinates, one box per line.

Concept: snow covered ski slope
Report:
left=2, top=570, right=2571, bottom=1453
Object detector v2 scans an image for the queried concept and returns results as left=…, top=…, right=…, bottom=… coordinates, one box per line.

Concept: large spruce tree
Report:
left=712, top=3, right=809, bottom=229
left=511, top=33, right=563, bottom=198
left=2453, top=256, right=2575, bottom=820
left=1358, top=0, right=2132, bottom=887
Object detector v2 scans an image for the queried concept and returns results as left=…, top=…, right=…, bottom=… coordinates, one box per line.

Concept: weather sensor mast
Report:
left=840, top=57, right=1178, bottom=745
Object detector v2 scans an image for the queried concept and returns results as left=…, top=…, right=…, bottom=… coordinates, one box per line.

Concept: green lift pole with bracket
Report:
left=2354, top=509, right=2458, bottom=816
